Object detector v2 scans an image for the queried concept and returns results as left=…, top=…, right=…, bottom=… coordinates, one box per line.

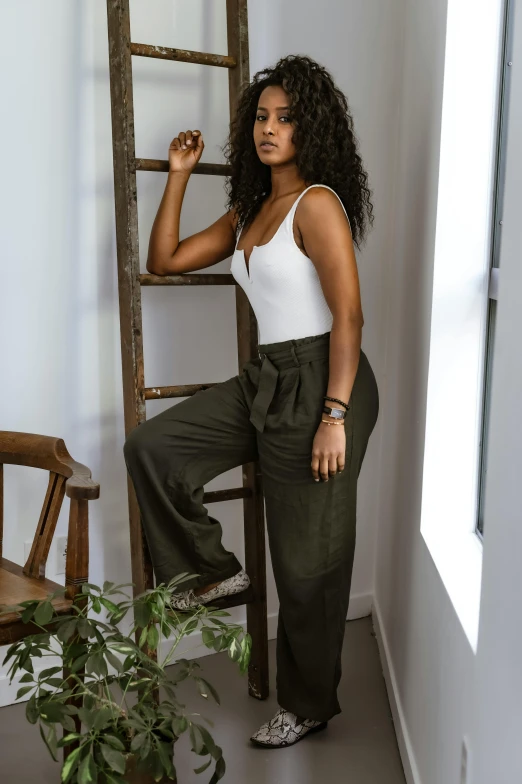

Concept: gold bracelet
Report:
left=321, top=418, right=344, bottom=425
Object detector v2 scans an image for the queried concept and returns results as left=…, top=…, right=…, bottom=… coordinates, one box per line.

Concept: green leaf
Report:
left=124, top=718, right=146, bottom=732
left=21, top=656, right=34, bottom=674
left=103, top=735, right=125, bottom=751
left=39, top=723, right=58, bottom=762
left=109, top=643, right=136, bottom=655
left=147, top=624, right=159, bottom=651
left=92, top=706, right=113, bottom=731
left=151, top=748, right=163, bottom=780
left=213, top=635, right=227, bottom=652
left=40, top=702, right=66, bottom=723
left=104, top=650, right=123, bottom=673
left=194, top=758, right=212, bottom=774
left=138, top=626, right=148, bottom=648
left=71, top=653, right=89, bottom=673
left=47, top=724, right=59, bottom=760
left=61, top=746, right=81, bottom=783
left=127, top=677, right=151, bottom=690
left=160, top=620, right=171, bottom=638
left=201, top=628, right=216, bottom=647
left=39, top=666, right=62, bottom=680
left=56, top=619, right=78, bottom=643
left=183, top=618, right=199, bottom=634
left=61, top=714, right=77, bottom=733
left=188, top=723, right=205, bottom=755
left=209, top=755, right=226, bottom=784
left=100, top=597, right=120, bottom=615
left=34, top=601, right=54, bottom=626
left=21, top=602, right=39, bottom=624
left=197, top=677, right=220, bottom=706
left=81, top=582, right=101, bottom=593
left=78, top=752, right=97, bottom=784
left=68, top=641, right=88, bottom=659
left=46, top=677, right=65, bottom=689
left=103, top=774, right=127, bottom=784
left=78, top=707, right=95, bottom=731
left=130, top=731, right=147, bottom=752
left=58, top=732, right=83, bottom=747
left=78, top=618, right=94, bottom=639
left=100, top=743, right=126, bottom=774
left=141, top=733, right=151, bottom=760
left=172, top=715, right=188, bottom=736
left=85, top=652, right=107, bottom=678
left=156, top=740, right=174, bottom=775
left=16, top=685, right=33, bottom=700
left=2, top=640, right=21, bottom=664
left=26, top=695, right=39, bottom=724
left=133, top=602, right=151, bottom=628
left=228, top=638, right=241, bottom=662
left=92, top=597, right=101, bottom=614
left=197, top=725, right=220, bottom=759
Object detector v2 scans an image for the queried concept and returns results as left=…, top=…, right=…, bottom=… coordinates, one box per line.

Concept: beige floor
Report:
left=0, top=616, right=405, bottom=783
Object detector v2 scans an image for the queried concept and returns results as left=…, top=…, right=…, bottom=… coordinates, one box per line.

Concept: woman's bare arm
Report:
left=296, top=186, right=363, bottom=409
left=146, top=129, right=238, bottom=276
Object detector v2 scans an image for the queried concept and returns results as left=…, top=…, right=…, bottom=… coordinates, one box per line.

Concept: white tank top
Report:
left=230, top=183, right=352, bottom=344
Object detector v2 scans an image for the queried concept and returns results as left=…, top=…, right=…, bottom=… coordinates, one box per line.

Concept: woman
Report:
left=123, top=54, right=379, bottom=749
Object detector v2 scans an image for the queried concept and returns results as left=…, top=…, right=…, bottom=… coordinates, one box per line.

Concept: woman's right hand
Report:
left=168, top=129, right=204, bottom=174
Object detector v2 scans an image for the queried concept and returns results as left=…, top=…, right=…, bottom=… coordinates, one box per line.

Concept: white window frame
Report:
left=420, top=0, right=506, bottom=652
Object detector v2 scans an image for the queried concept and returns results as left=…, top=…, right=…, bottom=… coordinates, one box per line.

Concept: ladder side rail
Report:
left=226, top=0, right=270, bottom=700
left=106, top=0, right=154, bottom=598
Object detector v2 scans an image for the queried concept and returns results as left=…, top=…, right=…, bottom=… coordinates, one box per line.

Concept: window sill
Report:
left=421, top=525, right=483, bottom=652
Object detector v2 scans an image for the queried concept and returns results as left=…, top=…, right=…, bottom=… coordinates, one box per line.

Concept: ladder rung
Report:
left=130, top=42, right=236, bottom=69
left=203, top=487, right=253, bottom=503
left=144, top=383, right=217, bottom=399
left=135, top=159, right=231, bottom=176
left=140, top=273, right=236, bottom=286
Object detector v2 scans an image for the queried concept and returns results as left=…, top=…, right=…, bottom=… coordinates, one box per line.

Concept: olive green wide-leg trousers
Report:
left=123, top=330, right=379, bottom=722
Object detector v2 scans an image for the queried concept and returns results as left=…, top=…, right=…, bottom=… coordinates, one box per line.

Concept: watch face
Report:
left=323, top=406, right=345, bottom=419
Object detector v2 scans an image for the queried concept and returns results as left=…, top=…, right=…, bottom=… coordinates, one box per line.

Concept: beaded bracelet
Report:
left=324, top=395, right=350, bottom=410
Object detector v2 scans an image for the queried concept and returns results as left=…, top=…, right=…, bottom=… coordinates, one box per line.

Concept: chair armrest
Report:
left=0, top=431, right=99, bottom=500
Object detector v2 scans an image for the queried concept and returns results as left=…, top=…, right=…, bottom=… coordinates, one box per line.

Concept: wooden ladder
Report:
left=105, top=0, right=269, bottom=701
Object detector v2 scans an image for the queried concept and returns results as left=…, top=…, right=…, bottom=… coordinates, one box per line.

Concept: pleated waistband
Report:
left=249, top=332, right=330, bottom=433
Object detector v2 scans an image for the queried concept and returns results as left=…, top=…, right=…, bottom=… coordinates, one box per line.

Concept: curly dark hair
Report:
left=221, top=53, right=374, bottom=251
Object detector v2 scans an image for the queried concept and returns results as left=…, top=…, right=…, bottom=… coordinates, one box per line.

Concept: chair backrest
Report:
left=0, top=432, right=95, bottom=580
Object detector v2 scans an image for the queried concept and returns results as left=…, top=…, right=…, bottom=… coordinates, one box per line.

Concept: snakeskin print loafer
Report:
left=168, top=568, right=250, bottom=611
left=249, top=707, right=328, bottom=748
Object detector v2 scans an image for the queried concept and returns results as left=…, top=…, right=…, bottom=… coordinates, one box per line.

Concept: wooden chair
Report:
left=0, top=431, right=99, bottom=646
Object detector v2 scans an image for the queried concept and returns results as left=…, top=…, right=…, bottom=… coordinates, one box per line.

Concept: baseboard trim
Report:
left=371, top=594, right=422, bottom=784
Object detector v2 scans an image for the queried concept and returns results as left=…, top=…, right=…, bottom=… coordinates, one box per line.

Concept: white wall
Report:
left=373, top=1, right=522, bottom=783
left=0, top=0, right=402, bottom=705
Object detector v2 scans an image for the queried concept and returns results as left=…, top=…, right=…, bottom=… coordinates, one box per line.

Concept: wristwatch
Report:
left=322, top=405, right=346, bottom=420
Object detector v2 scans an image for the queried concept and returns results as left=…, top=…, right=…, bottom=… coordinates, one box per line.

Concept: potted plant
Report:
left=1, top=573, right=252, bottom=783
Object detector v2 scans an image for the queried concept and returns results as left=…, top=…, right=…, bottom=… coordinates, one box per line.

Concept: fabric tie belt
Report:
left=248, top=332, right=331, bottom=433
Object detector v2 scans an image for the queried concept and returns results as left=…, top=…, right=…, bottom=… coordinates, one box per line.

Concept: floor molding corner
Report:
left=371, top=595, right=422, bottom=784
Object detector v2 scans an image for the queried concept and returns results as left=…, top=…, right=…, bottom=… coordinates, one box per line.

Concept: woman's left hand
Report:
left=311, top=422, right=346, bottom=482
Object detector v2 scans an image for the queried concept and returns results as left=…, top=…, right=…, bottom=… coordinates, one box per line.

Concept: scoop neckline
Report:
left=235, top=185, right=314, bottom=280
